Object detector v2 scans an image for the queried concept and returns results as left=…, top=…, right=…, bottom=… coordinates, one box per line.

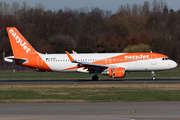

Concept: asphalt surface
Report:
left=0, top=78, right=180, bottom=84
left=0, top=102, right=180, bottom=120
left=1, top=79, right=180, bottom=120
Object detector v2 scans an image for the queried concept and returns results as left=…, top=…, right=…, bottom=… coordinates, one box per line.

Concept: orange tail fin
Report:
left=6, top=27, right=37, bottom=57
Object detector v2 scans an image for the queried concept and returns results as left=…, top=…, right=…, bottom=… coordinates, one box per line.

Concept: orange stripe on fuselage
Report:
left=93, top=53, right=167, bottom=65
left=61, top=66, right=80, bottom=71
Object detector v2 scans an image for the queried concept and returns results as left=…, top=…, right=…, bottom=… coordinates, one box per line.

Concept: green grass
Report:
left=0, top=67, right=179, bottom=103
left=0, top=67, right=180, bottom=80
left=0, top=84, right=180, bottom=102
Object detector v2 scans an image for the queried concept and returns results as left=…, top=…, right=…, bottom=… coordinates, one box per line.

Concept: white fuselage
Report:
left=38, top=53, right=177, bottom=73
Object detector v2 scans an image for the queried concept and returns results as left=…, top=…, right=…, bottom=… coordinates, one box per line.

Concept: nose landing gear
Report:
left=151, top=71, right=156, bottom=80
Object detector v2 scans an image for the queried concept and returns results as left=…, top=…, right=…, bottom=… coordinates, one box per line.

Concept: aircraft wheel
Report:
left=152, top=76, right=156, bottom=80
left=92, top=76, right=98, bottom=81
left=151, top=71, right=156, bottom=81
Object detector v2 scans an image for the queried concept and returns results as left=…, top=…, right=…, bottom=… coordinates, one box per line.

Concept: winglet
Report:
left=65, top=51, right=77, bottom=63
left=72, top=50, right=77, bottom=54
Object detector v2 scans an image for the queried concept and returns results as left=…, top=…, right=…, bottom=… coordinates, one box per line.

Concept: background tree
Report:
left=142, top=1, right=150, bottom=16
left=163, top=5, right=168, bottom=13
left=123, top=44, right=151, bottom=53
left=1, top=0, right=180, bottom=68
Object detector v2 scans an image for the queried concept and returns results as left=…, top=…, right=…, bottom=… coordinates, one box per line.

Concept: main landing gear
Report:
left=151, top=71, right=156, bottom=80
left=92, top=75, right=99, bottom=81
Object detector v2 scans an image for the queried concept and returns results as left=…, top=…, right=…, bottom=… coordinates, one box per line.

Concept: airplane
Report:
left=4, top=27, right=177, bottom=81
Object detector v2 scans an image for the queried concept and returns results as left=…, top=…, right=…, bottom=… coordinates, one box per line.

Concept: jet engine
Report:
left=102, top=68, right=125, bottom=78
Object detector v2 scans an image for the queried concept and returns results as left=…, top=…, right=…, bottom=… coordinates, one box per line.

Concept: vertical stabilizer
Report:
left=6, top=27, right=37, bottom=57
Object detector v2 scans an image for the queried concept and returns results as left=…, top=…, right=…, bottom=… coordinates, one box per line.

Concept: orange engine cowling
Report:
left=108, top=68, right=125, bottom=78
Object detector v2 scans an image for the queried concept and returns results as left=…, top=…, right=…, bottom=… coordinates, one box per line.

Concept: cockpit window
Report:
left=162, top=57, right=170, bottom=60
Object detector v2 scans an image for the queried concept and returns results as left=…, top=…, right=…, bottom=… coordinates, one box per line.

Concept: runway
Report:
left=0, top=78, right=180, bottom=84
left=1, top=79, right=180, bottom=120
left=0, top=102, right=180, bottom=120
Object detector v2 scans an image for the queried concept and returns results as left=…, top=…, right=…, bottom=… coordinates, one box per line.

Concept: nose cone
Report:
left=171, top=61, right=177, bottom=69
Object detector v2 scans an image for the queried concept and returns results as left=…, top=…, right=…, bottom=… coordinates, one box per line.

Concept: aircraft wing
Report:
left=79, top=61, right=108, bottom=68
left=65, top=51, right=108, bottom=70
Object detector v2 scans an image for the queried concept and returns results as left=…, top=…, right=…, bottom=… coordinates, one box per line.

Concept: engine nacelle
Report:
left=102, top=68, right=125, bottom=78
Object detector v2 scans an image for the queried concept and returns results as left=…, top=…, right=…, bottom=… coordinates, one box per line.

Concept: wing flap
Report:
left=80, top=61, right=108, bottom=68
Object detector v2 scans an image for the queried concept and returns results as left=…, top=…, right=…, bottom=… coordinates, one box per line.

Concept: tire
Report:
left=152, top=77, right=156, bottom=80
left=92, top=76, right=98, bottom=81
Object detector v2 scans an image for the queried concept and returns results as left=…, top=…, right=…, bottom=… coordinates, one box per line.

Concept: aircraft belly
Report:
left=46, top=62, right=77, bottom=72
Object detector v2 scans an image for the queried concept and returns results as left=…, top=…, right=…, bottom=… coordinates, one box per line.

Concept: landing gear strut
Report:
left=151, top=71, right=156, bottom=80
left=92, top=75, right=98, bottom=81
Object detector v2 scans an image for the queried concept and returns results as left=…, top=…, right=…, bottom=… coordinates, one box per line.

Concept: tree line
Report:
left=0, top=0, right=180, bottom=66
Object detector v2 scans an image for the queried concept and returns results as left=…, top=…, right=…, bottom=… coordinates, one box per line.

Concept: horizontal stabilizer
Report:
left=4, top=56, right=28, bottom=63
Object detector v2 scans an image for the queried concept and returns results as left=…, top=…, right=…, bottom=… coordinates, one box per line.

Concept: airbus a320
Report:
left=4, top=27, right=177, bottom=81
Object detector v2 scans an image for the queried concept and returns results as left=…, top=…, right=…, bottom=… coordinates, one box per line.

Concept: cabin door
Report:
left=37, top=56, right=43, bottom=66
left=151, top=54, right=157, bottom=65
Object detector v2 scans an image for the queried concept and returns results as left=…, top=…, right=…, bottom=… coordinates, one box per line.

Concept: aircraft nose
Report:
left=171, top=61, right=177, bottom=68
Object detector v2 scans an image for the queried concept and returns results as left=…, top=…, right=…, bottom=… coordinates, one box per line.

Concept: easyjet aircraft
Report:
left=4, top=27, right=177, bottom=81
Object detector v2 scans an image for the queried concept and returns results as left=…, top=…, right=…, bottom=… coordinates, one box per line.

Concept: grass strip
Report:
left=0, top=84, right=180, bottom=103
